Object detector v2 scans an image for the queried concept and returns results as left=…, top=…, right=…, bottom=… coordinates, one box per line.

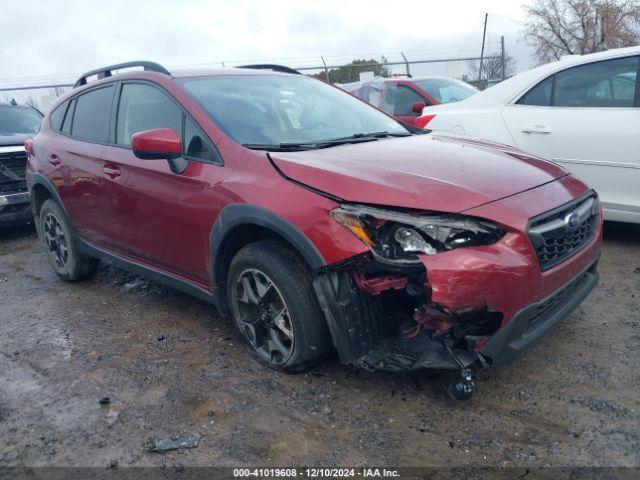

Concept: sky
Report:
left=0, top=0, right=535, bottom=86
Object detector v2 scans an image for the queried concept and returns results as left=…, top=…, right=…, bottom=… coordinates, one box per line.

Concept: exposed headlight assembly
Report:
left=331, top=205, right=504, bottom=264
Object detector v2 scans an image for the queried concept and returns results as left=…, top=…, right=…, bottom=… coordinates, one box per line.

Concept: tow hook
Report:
left=441, top=338, right=477, bottom=402
left=449, top=368, right=475, bottom=402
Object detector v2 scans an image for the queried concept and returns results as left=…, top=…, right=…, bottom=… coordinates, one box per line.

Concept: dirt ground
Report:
left=0, top=222, right=638, bottom=469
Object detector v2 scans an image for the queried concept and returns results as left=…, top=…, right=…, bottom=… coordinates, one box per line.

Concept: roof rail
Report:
left=74, top=61, right=171, bottom=88
left=238, top=64, right=301, bottom=75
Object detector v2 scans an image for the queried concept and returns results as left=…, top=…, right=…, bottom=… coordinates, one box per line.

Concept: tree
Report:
left=524, top=0, right=640, bottom=64
left=313, top=58, right=390, bottom=83
left=466, top=52, right=517, bottom=84
left=52, top=85, right=70, bottom=97
left=24, top=96, right=41, bottom=110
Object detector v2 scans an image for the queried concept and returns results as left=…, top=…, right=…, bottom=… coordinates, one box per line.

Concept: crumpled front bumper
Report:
left=312, top=224, right=601, bottom=372
left=480, top=257, right=598, bottom=366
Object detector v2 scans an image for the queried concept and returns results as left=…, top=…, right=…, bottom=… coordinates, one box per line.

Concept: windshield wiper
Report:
left=318, top=131, right=411, bottom=146
left=242, top=143, right=319, bottom=152
left=243, top=132, right=412, bottom=152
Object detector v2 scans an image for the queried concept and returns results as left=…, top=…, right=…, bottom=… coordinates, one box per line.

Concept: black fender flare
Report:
left=209, top=204, right=327, bottom=304
left=28, top=173, right=75, bottom=230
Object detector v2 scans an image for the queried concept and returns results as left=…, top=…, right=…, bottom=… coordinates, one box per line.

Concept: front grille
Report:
left=0, top=150, right=27, bottom=194
left=528, top=194, right=598, bottom=271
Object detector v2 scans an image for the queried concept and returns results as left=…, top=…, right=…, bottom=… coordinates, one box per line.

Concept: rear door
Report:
left=502, top=56, right=640, bottom=220
left=51, top=85, right=115, bottom=244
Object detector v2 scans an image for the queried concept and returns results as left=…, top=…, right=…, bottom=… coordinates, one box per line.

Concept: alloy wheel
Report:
left=43, top=213, right=69, bottom=269
left=233, top=268, right=294, bottom=366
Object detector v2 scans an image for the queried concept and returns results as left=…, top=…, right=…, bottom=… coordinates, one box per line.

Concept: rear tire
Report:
left=39, top=199, right=98, bottom=282
left=227, top=240, right=331, bottom=373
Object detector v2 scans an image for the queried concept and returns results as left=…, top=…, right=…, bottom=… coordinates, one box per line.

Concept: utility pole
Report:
left=400, top=52, right=410, bottom=77
left=500, top=35, right=506, bottom=81
left=478, top=13, right=488, bottom=84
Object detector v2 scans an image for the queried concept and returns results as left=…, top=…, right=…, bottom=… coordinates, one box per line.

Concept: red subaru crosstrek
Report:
left=27, top=62, right=601, bottom=400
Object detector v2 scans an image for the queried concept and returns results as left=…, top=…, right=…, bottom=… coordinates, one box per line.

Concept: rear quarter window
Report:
left=49, top=100, right=69, bottom=131
left=61, top=99, right=75, bottom=135
left=71, top=86, right=114, bottom=142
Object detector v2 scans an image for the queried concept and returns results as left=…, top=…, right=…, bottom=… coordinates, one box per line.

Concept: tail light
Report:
left=415, top=114, right=436, bottom=129
left=24, top=139, right=34, bottom=156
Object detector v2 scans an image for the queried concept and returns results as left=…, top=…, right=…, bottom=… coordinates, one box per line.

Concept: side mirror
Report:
left=411, top=101, right=426, bottom=114
left=131, top=128, right=182, bottom=160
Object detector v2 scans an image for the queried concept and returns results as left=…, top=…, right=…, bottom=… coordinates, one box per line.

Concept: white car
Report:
left=420, top=46, right=640, bottom=224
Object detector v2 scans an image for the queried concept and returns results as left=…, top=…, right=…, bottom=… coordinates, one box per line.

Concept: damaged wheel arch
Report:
left=210, top=204, right=328, bottom=314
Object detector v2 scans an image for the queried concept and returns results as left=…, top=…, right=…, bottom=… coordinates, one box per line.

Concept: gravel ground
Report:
left=0, top=222, right=638, bottom=469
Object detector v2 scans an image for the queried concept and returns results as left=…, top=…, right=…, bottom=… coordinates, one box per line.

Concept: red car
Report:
left=340, top=76, right=478, bottom=126
left=27, top=62, right=601, bottom=400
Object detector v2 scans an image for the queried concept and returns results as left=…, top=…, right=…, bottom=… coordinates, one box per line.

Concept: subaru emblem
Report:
left=564, top=212, right=579, bottom=230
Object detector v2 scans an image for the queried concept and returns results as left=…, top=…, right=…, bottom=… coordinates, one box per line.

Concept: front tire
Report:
left=227, top=240, right=330, bottom=373
left=39, top=199, right=98, bottom=281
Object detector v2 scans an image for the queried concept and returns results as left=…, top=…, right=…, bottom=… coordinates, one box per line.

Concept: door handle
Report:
left=102, top=165, right=121, bottom=178
left=522, top=125, right=551, bottom=134
left=47, top=154, right=60, bottom=166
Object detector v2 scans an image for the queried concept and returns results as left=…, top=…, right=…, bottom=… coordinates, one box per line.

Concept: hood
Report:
left=0, top=134, right=33, bottom=148
left=270, top=133, right=568, bottom=213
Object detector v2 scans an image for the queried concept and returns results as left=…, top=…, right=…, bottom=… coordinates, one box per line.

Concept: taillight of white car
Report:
left=416, top=114, right=436, bottom=129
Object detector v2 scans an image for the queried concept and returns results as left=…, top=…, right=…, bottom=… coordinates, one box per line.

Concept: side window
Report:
left=393, top=85, right=425, bottom=115
left=116, top=83, right=182, bottom=146
left=71, top=86, right=114, bottom=142
left=50, top=100, right=69, bottom=131
left=517, top=76, right=553, bottom=106
left=184, top=117, right=220, bottom=163
left=553, top=56, right=638, bottom=108
left=380, top=84, right=396, bottom=115
left=61, top=99, right=75, bottom=135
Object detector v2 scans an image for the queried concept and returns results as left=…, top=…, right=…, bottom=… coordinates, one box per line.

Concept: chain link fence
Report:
left=0, top=42, right=508, bottom=112
left=0, top=84, right=73, bottom=113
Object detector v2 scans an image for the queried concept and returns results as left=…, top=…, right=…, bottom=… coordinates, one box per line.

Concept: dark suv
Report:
left=1, top=101, right=43, bottom=227
left=27, top=62, right=601, bottom=400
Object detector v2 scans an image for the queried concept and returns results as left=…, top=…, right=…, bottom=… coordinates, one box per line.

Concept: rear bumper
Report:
left=0, top=192, right=32, bottom=226
left=480, top=257, right=599, bottom=366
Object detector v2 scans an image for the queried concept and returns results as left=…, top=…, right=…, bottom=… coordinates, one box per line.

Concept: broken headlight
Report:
left=331, top=205, right=504, bottom=264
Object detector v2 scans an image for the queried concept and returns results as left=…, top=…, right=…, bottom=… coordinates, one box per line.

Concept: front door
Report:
left=99, top=82, right=186, bottom=273
left=384, top=83, right=428, bottom=126
left=100, top=82, right=224, bottom=284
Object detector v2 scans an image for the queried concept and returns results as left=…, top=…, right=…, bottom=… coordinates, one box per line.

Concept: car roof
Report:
left=170, top=67, right=295, bottom=78
left=446, top=45, right=640, bottom=107
left=51, top=66, right=302, bottom=108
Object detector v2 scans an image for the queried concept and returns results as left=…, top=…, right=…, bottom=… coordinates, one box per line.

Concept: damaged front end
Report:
left=312, top=252, right=501, bottom=375
left=315, top=204, right=506, bottom=378
left=313, top=199, right=601, bottom=401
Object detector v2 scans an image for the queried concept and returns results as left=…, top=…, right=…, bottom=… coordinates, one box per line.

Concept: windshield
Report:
left=0, top=105, right=43, bottom=135
left=178, top=75, right=408, bottom=147
left=414, top=79, right=478, bottom=104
